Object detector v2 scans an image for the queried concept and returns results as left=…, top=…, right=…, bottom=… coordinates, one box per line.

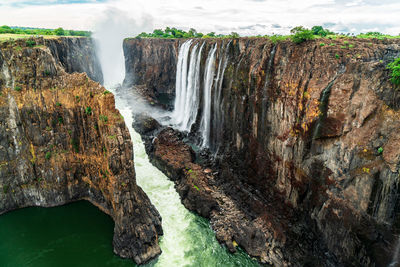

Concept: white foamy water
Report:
left=112, top=89, right=259, bottom=267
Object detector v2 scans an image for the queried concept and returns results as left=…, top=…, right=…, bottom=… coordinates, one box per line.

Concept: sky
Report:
left=0, top=0, right=400, bottom=36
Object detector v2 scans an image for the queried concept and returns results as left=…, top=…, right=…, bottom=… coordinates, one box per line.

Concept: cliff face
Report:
left=125, top=37, right=400, bottom=266
left=123, top=38, right=179, bottom=107
left=45, top=37, right=104, bottom=84
left=0, top=37, right=162, bottom=264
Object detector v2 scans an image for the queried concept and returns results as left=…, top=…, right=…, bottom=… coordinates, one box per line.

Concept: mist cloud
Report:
left=93, top=8, right=153, bottom=87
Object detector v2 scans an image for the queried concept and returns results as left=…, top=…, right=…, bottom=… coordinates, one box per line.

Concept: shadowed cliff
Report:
left=124, top=37, right=400, bottom=266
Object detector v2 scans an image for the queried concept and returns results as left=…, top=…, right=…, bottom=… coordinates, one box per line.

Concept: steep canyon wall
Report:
left=0, top=37, right=162, bottom=264
left=124, top=37, right=400, bottom=266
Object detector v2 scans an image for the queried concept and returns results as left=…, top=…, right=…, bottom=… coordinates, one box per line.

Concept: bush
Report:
left=25, top=40, right=36, bottom=47
left=290, top=26, right=314, bottom=44
left=85, top=106, right=92, bottom=115
left=387, top=57, right=400, bottom=86
left=45, top=151, right=51, bottom=160
left=14, top=86, right=22, bottom=91
left=311, top=26, right=333, bottom=37
left=54, top=27, right=65, bottom=36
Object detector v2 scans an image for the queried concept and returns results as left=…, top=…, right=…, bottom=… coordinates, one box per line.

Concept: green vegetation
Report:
left=131, top=25, right=400, bottom=47
left=71, top=138, right=79, bottom=153
left=135, top=27, right=240, bottom=39
left=56, top=102, right=62, bottom=107
left=103, top=90, right=111, bottom=95
left=377, top=147, right=384, bottom=154
left=25, top=40, right=36, bottom=47
left=290, top=26, right=314, bottom=44
left=0, top=25, right=91, bottom=37
left=85, top=106, right=92, bottom=115
left=14, top=86, right=22, bottom=91
left=387, top=57, right=400, bottom=86
left=3, top=185, right=9, bottom=194
left=311, top=26, right=334, bottom=37
left=99, top=115, right=108, bottom=123
left=45, top=151, right=51, bottom=160
left=335, top=54, right=340, bottom=59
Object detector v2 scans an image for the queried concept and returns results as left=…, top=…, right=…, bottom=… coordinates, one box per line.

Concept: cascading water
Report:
left=112, top=88, right=259, bottom=267
left=210, top=41, right=230, bottom=152
left=199, top=44, right=218, bottom=148
left=170, top=40, right=230, bottom=151
left=172, top=40, right=204, bottom=132
left=172, top=40, right=192, bottom=130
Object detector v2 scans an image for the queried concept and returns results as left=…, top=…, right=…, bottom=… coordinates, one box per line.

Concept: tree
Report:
left=230, top=32, right=240, bottom=38
left=290, top=26, right=314, bottom=44
left=387, top=57, right=400, bottom=86
left=54, top=27, right=65, bottom=36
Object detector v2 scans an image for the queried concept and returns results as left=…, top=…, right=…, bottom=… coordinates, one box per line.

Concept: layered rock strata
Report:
left=127, top=37, right=400, bottom=266
left=0, top=37, right=162, bottom=264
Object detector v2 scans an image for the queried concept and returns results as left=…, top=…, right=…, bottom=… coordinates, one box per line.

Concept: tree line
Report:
left=0, top=25, right=91, bottom=37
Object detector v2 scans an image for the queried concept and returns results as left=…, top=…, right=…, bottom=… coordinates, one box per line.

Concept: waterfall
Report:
left=172, top=40, right=192, bottom=130
left=171, top=40, right=230, bottom=150
left=210, top=41, right=230, bottom=152
left=171, top=40, right=205, bottom=132
left=200, top=44, right=218, bottom=147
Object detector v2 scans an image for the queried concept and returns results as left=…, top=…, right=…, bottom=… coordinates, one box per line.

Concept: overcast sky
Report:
left=0, top=0, right=399, bottom=36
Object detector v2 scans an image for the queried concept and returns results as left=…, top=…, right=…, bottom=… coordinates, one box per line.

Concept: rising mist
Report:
left=93, top=8, right=153, bottom=87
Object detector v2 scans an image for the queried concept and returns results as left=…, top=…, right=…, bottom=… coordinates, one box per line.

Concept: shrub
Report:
left=311, top=26, right=334, bottom=37
left=377, top=147, right=384, bottom=154
left=14, top=86, right=22, bottom=91
left=99, top=114, right=108, bottom=123
left=335, top=54, right=340, bottom=59
left=25, top=40, right=36, bottom=47
left=54, top=27, right=65, bottom=36
left=85, top=106, right=92, bottom=115
left=387, top=57, right=400, bottom=86
left=103, top=90, right=111, bottom=95
left=290, top=26, right=314, bottom=44
left=319, top=43, right=326, bottom=47
left=45, top=151, right=51, bottom=160
left=71, top=138, right=79, bottom=152
left=56, top=102, right=61, bottom=107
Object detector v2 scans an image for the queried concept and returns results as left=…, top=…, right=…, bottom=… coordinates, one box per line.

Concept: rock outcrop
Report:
left=0, top=37, right=162, bottom=264
left=126, top=37, right=400, bottom=266
left=123, top=38, right=179, bottom=108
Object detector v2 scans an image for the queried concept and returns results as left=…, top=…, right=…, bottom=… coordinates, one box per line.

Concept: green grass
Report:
left=0, top=33, right=86, bottom=42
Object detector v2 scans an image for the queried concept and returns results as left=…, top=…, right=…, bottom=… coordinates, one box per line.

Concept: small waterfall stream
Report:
left=199, top=43, right=218, bottom=148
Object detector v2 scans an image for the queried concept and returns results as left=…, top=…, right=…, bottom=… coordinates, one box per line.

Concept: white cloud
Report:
left=0, top=0, right=399, bottom=35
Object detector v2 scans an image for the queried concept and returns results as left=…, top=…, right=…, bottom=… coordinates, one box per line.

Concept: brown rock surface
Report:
left=128, top=37, right=400, bottom=266
left=0, top=37, right=162, bottom=264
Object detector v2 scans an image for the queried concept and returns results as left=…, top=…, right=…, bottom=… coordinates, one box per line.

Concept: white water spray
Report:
left=93, top=8, right=153, bottom=87
left=199, top=43, right=218, bottom=147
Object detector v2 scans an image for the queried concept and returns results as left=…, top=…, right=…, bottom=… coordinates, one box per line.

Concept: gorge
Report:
left=124, top=37, right=400, bottom=266
left=1, top=33, right=400, bottom=267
